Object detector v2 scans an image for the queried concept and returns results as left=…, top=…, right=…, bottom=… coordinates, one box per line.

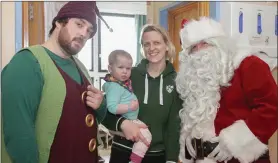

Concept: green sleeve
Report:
left=1, top=50, right=43, bottom=163
left=103, top=83, right=125, bottom=115
left=95, top=96, right=107, bottom=123
left=101, top=110, right=126, bottom=131
left=165, top=90, right=182, bottom=162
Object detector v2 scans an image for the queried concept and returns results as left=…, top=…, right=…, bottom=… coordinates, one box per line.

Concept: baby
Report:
left=102, top=50, right=152, bottom=163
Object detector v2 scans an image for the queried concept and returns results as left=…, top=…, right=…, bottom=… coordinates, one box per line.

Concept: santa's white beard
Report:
left=176, top=46, right=234, bottom=140
left=176, top=47, right=230, bottom=162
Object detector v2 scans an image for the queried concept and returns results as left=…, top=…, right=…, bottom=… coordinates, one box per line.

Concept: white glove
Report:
left=185, top=136, right=196, bottom=158
left=207, top=137, right=233, bottom=162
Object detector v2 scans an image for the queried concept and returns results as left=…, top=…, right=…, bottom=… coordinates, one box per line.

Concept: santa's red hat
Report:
left=180, top=18, right=188, bottom=45
left=180, top=17, right=226, bottom=49
left=181, top=18, right=188, bottom=28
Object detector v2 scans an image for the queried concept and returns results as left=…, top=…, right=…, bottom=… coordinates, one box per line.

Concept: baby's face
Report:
left=109, top=56, right=133, bottom=81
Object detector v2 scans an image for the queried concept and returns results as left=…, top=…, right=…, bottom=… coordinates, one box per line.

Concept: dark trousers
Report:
left=109, top=144, right=166, bottom=163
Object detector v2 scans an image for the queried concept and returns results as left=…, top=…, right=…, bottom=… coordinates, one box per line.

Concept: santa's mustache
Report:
left=176, top=47, right=223, bottom=92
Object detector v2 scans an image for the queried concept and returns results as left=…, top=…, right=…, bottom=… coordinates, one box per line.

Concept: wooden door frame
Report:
left=22, top=2, right=29, bottom=48
left=22, top=2, right=45, bottom=48
left=168, top=2, right=210, bottom=70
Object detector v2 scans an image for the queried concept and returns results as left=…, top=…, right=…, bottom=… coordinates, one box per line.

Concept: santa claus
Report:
left=176, top=17, right=277, bottom=163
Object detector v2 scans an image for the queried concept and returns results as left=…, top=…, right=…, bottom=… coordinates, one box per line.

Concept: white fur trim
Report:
left=232, top=49, right=253, bottom=70
left=179, top=134, right=187, bottom=163
left=219, top=120, right=268, bottom=163
left=180, top=17, right=226, bottom=49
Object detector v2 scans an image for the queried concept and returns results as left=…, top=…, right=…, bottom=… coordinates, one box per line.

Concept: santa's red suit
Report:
left=177, top=17, right=277, bottom=163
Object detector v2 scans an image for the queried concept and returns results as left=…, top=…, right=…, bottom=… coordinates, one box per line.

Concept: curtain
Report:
left=135, top=14, right=146, bottom=65
left=44, top=2, right=67, bottom=41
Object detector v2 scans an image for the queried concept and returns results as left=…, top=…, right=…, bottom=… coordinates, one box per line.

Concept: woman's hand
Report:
left=121, top=120, right=150, bottom=146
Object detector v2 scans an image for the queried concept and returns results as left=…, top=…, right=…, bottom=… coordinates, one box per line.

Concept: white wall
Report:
left=1, top=2, right=15, bottom=69
left=244, top=2, right=277, bottom=6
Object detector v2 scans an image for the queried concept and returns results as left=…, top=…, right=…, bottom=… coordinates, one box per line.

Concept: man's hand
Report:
left=121, top=120, right=150, bottom=146
left=86, top=85, right=104, bottom=110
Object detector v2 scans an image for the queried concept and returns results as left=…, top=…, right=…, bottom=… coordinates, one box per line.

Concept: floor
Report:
left=99, top=146, right=111, bottom=163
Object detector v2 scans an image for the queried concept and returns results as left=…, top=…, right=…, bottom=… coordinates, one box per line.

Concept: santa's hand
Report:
left=208, top=137, right=233, bottom=162
left=185, top=136, right=196, bottom=158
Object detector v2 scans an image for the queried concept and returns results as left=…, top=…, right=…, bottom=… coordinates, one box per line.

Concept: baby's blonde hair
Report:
left=108, top=50, right=133, bottom=65
left=139, top=24, right=176, bottom=61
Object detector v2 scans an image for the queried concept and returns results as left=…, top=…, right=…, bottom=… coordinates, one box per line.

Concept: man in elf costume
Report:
left=176, top=17, right=277, bottom=163
left=1, top=2, right=111, bottom=163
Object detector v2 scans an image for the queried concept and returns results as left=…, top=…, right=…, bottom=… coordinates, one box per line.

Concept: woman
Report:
left=99, top=24, right=182, bottom=163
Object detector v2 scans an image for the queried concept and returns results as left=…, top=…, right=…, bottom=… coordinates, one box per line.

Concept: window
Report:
left=77, top=39, right=94, bottom=71
left=98, top=13, right=137, bottom=72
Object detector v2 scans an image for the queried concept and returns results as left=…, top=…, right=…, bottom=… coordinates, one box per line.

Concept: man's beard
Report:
left=58, top=26, right=84, bottom=56
left=176, top=46, right=230, bottom=139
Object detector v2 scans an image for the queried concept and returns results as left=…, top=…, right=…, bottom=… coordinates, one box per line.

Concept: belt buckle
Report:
left=193, top=138, right=205, bottom=160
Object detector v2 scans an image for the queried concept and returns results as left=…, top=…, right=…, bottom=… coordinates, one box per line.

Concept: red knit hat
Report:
left=52, top=1, right=112, bottom=37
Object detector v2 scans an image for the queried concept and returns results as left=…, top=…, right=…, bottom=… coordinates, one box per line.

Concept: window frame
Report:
left=89, top=39, right=94, bottom=71
left=99, top=77, right=105, bottom=91
left=97, top=12, right=136, bottom=72
left=76, top=38, right=94, bottom=71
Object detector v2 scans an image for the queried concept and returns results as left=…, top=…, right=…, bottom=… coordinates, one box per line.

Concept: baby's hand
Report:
left=129, top=100, right=139, bottom=111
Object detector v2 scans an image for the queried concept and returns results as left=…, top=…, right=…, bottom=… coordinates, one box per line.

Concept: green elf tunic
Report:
left=1, top=45, right=107, bottom=163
